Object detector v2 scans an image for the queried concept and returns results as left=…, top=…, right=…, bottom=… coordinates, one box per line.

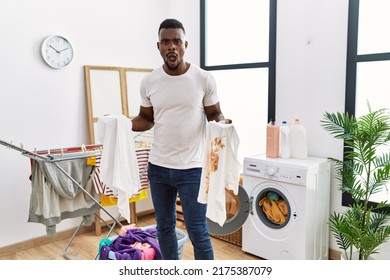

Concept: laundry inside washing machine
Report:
left=257, top=189, right=290, bottom=228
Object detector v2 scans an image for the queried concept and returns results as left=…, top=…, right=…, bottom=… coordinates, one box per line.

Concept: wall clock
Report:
left=40, top=35, right=74, bottom=69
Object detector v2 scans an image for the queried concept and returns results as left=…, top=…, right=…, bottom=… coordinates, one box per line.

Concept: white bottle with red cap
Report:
left=289, top=118, right=308, bottom=159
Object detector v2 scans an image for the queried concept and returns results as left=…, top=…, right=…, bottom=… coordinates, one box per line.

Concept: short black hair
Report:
left=158, top=19, right=185, bottom=35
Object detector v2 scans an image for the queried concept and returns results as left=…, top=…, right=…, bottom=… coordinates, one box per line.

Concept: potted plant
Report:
left=321, top=105, right=390, bottom=260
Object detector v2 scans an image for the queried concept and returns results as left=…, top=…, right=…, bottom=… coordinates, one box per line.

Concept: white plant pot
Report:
left=340, top=252, right=374, bottom=260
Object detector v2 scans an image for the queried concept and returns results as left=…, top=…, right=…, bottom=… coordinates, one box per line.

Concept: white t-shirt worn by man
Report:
left=140, top=64, right=219, bottom=169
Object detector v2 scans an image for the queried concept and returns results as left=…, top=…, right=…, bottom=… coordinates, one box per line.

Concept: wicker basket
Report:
left=210, top=227, right=242, bottom=247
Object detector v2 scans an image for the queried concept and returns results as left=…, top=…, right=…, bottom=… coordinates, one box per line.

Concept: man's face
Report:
left=157, top=28, right=187, bottom=71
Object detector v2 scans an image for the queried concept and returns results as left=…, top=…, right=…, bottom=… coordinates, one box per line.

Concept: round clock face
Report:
left=41, top=35, right=74, bottom=69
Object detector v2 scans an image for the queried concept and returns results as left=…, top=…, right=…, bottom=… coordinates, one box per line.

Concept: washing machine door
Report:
left=207, top=185, right=250, bottom=235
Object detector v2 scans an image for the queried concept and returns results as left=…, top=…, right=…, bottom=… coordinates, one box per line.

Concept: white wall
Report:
left=0, top=0, right=200, bottom=248
left=1, top=0, right=389, bottom=259
left=276, top=0, right=390, bottom=259
left=276, top=0, right=347, bottom=249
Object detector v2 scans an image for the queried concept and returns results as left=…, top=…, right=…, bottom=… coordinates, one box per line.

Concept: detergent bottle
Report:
left=280, top=120, right=290, bottom=159
left=289, top=118, right=308, bottom=159
left=266, top=119, right=280, bottom=158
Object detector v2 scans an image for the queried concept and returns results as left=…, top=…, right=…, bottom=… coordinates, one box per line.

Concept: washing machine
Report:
left=241, top=154, right=331, bottom=260
left=206, top=154, right=330, bottom=260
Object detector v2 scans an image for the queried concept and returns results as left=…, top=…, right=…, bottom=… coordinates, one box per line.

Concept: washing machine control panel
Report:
left=243, top=159, right=308, bottom=186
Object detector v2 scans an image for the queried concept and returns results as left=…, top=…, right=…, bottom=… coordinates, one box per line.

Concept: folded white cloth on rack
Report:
left=96, top=115, right=141, bottom=223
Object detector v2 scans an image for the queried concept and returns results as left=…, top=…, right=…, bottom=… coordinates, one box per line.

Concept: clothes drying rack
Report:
left=0, top=139, right=125, bottom=260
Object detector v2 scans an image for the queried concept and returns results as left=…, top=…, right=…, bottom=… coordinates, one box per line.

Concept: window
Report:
left=345, top=0, right=390, bottom=206
left=200, top=0, right=276, bottom=164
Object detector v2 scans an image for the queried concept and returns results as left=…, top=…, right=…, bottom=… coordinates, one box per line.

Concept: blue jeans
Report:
left=147, top=163, right=214, bottom=260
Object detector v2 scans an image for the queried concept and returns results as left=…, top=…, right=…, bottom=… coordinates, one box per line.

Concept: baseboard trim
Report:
left=0, top=224, right=95, bottom=258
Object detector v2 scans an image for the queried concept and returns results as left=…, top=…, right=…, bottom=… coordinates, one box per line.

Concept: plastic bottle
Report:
left=266, top=119, right=280, bottom=158
left=280, top=121, right=290, bottom=158
left=289, top=118, right=308, bottom=159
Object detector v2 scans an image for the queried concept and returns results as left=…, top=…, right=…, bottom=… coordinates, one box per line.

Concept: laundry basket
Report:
left=101, top=225, right=188, bottom=260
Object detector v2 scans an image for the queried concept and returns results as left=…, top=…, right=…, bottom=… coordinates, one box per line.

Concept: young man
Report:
left=132, top=18, right=230, bottom=260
